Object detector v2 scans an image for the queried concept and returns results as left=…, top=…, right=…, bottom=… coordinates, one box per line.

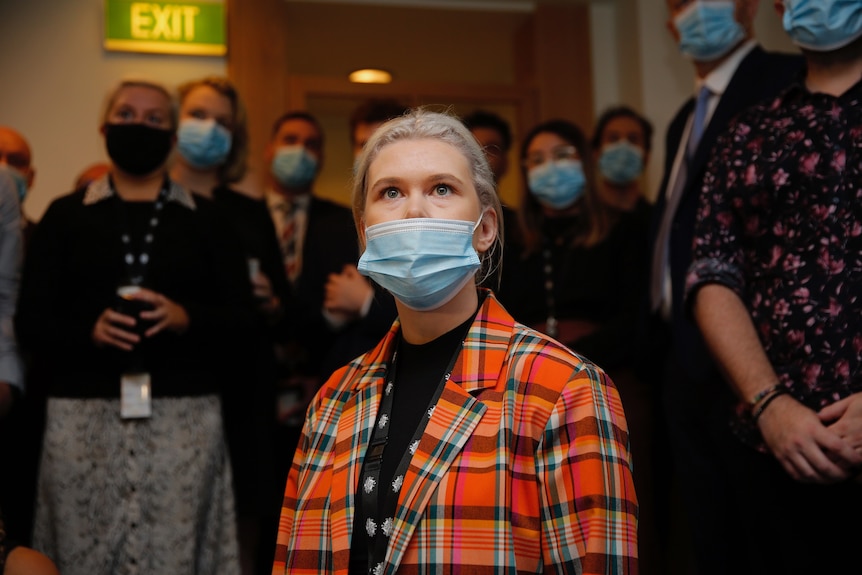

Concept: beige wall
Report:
left=0, top=0, right=799, bottom=221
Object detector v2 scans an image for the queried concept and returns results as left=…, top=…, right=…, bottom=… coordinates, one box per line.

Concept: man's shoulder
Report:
left=733, top=45, right=804, bottom=87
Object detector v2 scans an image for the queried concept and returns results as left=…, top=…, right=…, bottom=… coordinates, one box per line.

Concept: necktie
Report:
left=650, top=87, right=710, bottom=315
left=688, top=85, right=712, bottom=158
left=280, top=201, right=299, bottom=284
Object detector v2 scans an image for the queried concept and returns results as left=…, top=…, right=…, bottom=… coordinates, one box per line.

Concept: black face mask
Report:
left=104, top=123, right=174, bottom=176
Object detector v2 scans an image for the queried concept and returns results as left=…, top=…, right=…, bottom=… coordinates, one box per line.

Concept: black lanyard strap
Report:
left=357, top=336, right=464, bottom=575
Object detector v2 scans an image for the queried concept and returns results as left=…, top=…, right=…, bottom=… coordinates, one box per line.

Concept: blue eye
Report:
left=434, top=184, right=452, bottom=196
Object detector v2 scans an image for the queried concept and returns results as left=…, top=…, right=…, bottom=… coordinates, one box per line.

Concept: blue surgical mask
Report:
left=0, top=164, right=28, bottom=202
left=674, top=1, right=745, bottom=62
left=528, top=159, right=586, bottom=210
left=271, top=145, right=318, bottom=189
left=177, top=118, right=232, bottom=169
left=782, top=0, right=862, bottom=52
left=599, top=141, right=645, bottom=184
left=357, top=217, right=482, bottom=311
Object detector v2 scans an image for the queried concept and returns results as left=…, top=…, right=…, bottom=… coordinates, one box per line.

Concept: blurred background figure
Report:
left=463, top=109, right=522, bottom=297
left=348, top=98, right=409, bottom=159
left=320, top=99, right=404, bottom=381
left=263, top=110, right=364, bottom=499
left=462, top=109, right=511, bottom=183
left=0, top=127, right=36, bottom=244
left=687, top=2, right=862, bottom=572
left=0, top=134, right=36, bottom=554
left=15, top=78, right=254, bottom=575
left=640, top=1, right=803, bottom=573
left=591, top=105, right=653, bottom=219
left=171, top=75, right=289, bottom=575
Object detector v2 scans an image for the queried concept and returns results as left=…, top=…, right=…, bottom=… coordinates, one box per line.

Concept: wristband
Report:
left=751, top=388, right=789, bottom=422
left=749, top=383, right=782, bottom=407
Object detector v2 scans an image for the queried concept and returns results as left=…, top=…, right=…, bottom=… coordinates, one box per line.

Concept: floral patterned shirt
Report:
left=685, top=76, right=862, bottom=443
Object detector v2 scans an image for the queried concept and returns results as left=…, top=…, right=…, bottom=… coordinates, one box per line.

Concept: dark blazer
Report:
left=282, top=196, right=396, bottom=379
left=644, top=45, right=803, bottom=382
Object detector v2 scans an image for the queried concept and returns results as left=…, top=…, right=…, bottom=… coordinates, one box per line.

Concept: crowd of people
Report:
left=0, top=1, right=860, bottom=574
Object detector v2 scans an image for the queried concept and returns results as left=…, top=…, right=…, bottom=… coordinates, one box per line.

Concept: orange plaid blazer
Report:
left=273, top=290, right=638, bottom=574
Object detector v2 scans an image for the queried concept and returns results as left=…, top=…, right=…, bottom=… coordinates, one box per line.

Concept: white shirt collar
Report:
left=83, top=174, right=196, bottom=210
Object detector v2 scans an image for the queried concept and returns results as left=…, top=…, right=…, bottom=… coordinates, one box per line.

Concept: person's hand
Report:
left=250, top=269, right=282, bottom=319
left=133, top=287, right=190, bottom=336
left=324, top=264, right=373, bottom=319
left=818, top=392, right=862, bottom=475
left=757, top=393, right=859, bottom=484
left=92, top=306, right=141, bottom=351
left=0, top=381, right=14, bottom=419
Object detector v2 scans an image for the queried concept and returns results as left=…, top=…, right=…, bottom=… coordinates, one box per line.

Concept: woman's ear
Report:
left=474, top=208, right=498, bottom=253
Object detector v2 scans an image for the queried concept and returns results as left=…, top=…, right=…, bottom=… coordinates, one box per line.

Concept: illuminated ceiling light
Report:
left=349, top=68, right=393, bottom=84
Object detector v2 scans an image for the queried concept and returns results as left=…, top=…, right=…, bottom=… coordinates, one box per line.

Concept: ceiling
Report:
left=283, top=0, right=584, bottom=12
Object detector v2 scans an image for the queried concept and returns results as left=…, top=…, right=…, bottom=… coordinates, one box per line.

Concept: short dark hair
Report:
left=590, top=105, right=653, bottom=154
left=348, top=99, right=409, bottom=145
left=462, top=110, right=512, bottom=152
left=270, top=110, right=324, bottom=142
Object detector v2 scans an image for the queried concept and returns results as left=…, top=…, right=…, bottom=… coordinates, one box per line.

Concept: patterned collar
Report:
left=83, top=174, right=197, bottom=210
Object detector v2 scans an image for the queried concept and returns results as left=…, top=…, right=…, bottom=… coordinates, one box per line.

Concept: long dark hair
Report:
left=518, top=119, right=609, bottom=253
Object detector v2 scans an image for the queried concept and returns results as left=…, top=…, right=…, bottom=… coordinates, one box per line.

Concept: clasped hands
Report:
left=758, top=391, right=862, bottom=484
left=323, top=264, right=374, bottom=327
left=92, top=287, right=189, bottom=351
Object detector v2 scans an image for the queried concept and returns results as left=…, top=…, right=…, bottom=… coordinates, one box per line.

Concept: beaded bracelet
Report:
left=749, top=383, right=783, bottom=407
left=751, top=388, right=789, bottom=422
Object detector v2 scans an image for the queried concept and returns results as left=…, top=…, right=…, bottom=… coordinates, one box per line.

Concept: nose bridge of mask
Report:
left=365, top=217, right=476, bottom=242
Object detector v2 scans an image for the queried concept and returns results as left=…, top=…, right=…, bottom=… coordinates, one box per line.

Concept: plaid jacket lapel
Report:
left=383, top=290, right=513, bottom=573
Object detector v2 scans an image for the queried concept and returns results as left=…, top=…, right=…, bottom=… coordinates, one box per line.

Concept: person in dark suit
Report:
left=265, top=111, right=395, bottom=490
left=317, top=100, right=404, bottom=382
left=641, top=1, right=804, bottom=574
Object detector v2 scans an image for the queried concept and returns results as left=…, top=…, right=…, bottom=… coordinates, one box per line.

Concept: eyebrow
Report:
left=371, top=173, right=465, bottom=188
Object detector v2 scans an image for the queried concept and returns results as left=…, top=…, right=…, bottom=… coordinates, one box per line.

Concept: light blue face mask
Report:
left=674, top=0, right=745, bottom=62
left=271, top=145, right=318, bottom=189
left=782, top=0, right=862, bottom=52
left=177, top=118, right=232, bottom=169
left=599, top=141, right=645, bottom=184
left=357, top=217, right=482, bottom=311
left=0, top=164, right=28, bottom=202
left=528, top=159, right=586, bottom=210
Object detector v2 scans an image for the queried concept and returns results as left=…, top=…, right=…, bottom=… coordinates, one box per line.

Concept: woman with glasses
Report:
left=500, top=119, right=649, bottom=379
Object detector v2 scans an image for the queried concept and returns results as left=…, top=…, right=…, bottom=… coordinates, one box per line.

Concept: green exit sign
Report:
left=104, top=0, right=226, bottom=56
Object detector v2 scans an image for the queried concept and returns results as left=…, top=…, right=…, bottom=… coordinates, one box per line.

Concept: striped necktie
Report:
left=280, top=201, right=299, bottom=283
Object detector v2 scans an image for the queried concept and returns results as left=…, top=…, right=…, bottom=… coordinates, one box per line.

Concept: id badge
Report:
left=121, top=372, right=152, bottom=419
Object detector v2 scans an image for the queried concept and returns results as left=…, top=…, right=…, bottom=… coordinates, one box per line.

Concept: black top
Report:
left=15, top=180, right=256, bottom=398
left=499, top=206, right=649, bottom=369
left=348, top=312, right=474, bottom=575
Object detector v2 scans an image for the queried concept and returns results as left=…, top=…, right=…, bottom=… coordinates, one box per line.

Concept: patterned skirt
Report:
left=33, top=395, right=240, bottom=575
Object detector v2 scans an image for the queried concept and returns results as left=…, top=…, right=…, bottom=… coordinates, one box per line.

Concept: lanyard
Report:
left=111, top=177, right=170, bottom=286
left=357, top=335, right=463, bottom=575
